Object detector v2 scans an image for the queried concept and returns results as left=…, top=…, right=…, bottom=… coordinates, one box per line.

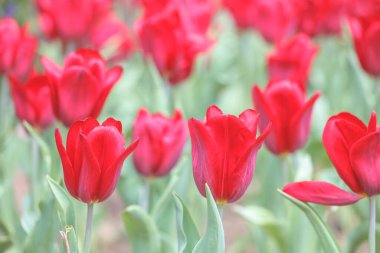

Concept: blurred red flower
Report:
left=188, top=105, right=270, bottom=203
left=267, top=34, right=319, bottom=91
left=284, top=112, right=380, bottom=205
left=42, top=49, right=123, bottom=127
left=350, top=11, right=380, bottom=77
left=252, top=80, right=320, bottom=155
left=132, top=108, right=188, bottom=177
left=55, top=117, right=139, bottom=203
left=0, top=18, right=37, bottom=80
left=135, top=0, right=213, bottom=85
left=223, top=0, right=295, bottom=43
left=8, top=72, right=54, bottom=130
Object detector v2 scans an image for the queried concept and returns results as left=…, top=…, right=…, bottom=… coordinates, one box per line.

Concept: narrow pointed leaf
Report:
left=173, top=192, right=200, bottom=253
left=192, top=184, right=225, bottom=253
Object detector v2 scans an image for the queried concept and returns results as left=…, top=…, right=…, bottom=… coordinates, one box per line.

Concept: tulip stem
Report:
left=83, top=204, right=94, bottom=253
left=31, top=138, right=39, bottom=210
left=141, top=181, right=150, bottom=211
left=280, top=155, right=289, bottom=184
left=369, top=197, right=376, bottom=253
left=164, top=81, right=175, bottom=114
left=217, top=205, right=224, bottom=219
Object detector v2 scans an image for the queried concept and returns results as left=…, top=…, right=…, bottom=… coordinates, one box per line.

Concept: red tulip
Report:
left=55, top=117, right=139, bottom=203
left=188, top=105, right=270, bottom=203
left=0, top=18, right=37, bottom=79
left=36, top=0, right=112, bottom=46
left=223, top=0, right=295, bottom=42
left=350, top=12, right=380, bottom=77
left=292, top=0, right=347, bottom=36
left=252, top=80, right=320, bottom=155
left=284, top=111, right=380, bottom=205
left=8, top=72, right=54, bottom=130
left=132, top=108, right=188, bottom=177
left=267, top=34, right=318, bottom=92
left=41, top=49, right=123, bottom=127
left=135, top=0, right=212, bottom=85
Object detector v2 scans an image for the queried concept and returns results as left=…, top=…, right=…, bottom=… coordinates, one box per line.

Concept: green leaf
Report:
left=23, top=121, right=52, bottom=171
left=233, top=205, right=286, bottom=252
left=46, top=176, right=78, bottom=252
left=278, top=190, right=341, bottom=253
left=123, top=205, right=161, bottom=253
left=173, top=192, right=200, bottom=253
left=192, top=185, right=224, bottom=253
left=24, top=198, right=59, bottom=253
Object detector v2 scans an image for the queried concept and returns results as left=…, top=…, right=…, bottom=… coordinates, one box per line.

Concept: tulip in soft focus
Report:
left=42, top=49, right=123, bottom=127
left=252, top=80, right=320, bottom=155
left=292, top=0, right=347, bottom=37
left=223, top=0, right=295, bottom=43
left=132, top=108, right=188, bottom=177
left=36, top=0, right=112, bottom=46
left=8, top=72, right=54, bottom=130
left=188, top=105, right=270, bottom=203
left=0, top=18, right=37, bottom=79
left=55, top=118, right=139, bottom=203
left=267, top=34, right=319, bottom=91
left=350, top=12, right=380, bottom=77
left=136, top=0, right=212, bottom=85
left=284, top=111, right=380, bottom=205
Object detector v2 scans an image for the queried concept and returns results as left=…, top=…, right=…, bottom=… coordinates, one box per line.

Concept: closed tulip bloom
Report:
left=350, top=13, right=380, bottom=77
left=252, top=80, right=320, bottom=155
left=135, top=0, right=212, bottom=85
left=0, top=18, right=37, bottom=79
left=284, top=112, right=380, bottom=205
left=267, top=34, right=319, bottom=91
left=55, top=118, right=139, bottom=203
left=188, top=105, right=270, bottom=203
left=223, top=0, right=295, bottom=42
left=8, top=72, right=54, bottom=130
left=132, top=108, right=188, bottom=177
left=42, top=49, right=123, bottom=127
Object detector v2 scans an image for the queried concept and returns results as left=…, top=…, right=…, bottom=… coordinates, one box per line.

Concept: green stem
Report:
left=163, top=80, right=175, bottom=114
left=140, top=181, right=150, bottom=211
left=83, top=204, right=94, bottom=253
left=217, top=205, right=224, bottom=219
left=369, top=197, right=376, bottom=253
left=31, top=138, right=39, bottom=210
left=280, top=155, right=289, bottom=185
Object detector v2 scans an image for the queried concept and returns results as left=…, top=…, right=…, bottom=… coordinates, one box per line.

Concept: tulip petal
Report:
left=283, top=181, right=362, bottom=206
left=98, top=139, right=139, bottom=202
left=323, top=113, right=367, bottom=194
left=77, top=134, right=101, bottom=203
left=55, top=128, right=76, bottom=197
left=289, top=91, right=320, bottom=152
left=367, top=111, right=377, bottom=133
left=239, top=109, right=259, bottom=134
left=105, top=66, right=123, bottom=87
left=102, top=118, right=122, bottom=133
left=41, top=56, right=62, bottom=79
left=206, top=105, right=223, bottom=120
left=350, top=132, right=380, bottom=196
left=188, top=118, right=218, bottom=198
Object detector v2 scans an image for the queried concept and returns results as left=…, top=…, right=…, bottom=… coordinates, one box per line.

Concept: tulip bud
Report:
left=132, top=108, right=188, bottom=177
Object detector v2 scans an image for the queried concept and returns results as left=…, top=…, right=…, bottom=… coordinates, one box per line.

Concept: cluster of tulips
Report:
left=0, top=0, right=380, bottom=252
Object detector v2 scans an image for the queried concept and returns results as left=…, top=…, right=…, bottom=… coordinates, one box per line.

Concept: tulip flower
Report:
left=132, top=108, right=188, bottom=177
left=283, top=111, right=380, bottom=253
left=252, top=80, right=320, bottom=155
left=292, top=0, right=347, bottom=37
left=55, top=117, right=139, bottom=203
left=222, top=0, right=295, bottom=43
left=135, top=0, right=212, bottom=85
left=8, top=72, right=54, bottom=130
left=188, top=105, right=270, bottom=203
left=0, top=18, right=37, bottom=79
left=267, top=34, right=319, bottom=91
left=284, top=112, right=380, bottom=205
left=42, top=49, right=123, bottom=127
left=349, top=13, right=380, bottom=77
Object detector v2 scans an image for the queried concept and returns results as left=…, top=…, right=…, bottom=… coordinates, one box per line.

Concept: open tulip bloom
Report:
left=188, top=105, right=270, bottom=204
left=284, top=111, right=380, bottom=253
